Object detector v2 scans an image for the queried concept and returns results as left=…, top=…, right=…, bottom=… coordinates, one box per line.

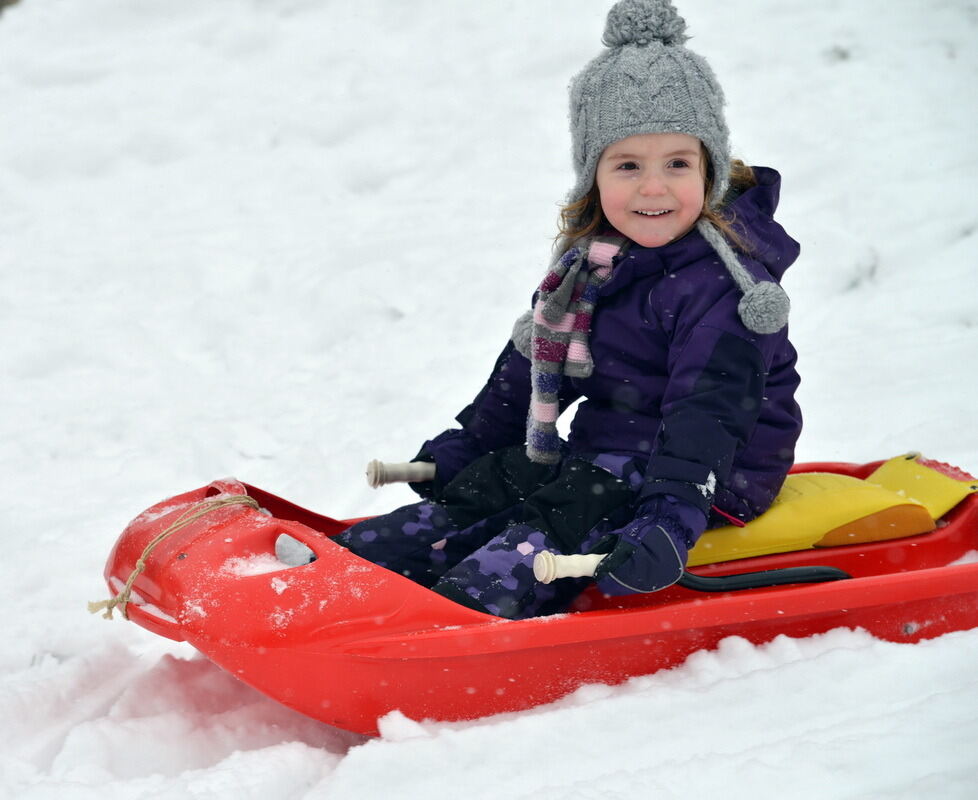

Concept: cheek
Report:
left=596, top=182, right=625, bottom=215
left=681, top=182, right=706, bottom=214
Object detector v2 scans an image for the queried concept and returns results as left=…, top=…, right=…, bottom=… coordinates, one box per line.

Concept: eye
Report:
left=615, top=161, right=640, bottom=171
left=667, top=158, right=691, bottom=169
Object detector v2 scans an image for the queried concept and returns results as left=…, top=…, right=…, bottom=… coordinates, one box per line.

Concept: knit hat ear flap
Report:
left=696, top=219, right=790, bottom=334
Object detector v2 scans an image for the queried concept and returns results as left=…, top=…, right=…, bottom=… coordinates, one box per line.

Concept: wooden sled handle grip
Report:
left=366, top=460, right=437, bottom=488
left=533, top=551, right=606, bottom=584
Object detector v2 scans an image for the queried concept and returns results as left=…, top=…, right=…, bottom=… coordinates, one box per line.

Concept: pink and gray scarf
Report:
left=512, top=234, right=628, bottom=464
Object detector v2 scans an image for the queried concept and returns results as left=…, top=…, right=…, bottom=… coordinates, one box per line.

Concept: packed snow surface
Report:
left=2, top=0, right=977, bottom=798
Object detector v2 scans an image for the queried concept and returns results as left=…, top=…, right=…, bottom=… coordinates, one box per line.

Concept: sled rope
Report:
left=88, top=495, right=260, bottom=620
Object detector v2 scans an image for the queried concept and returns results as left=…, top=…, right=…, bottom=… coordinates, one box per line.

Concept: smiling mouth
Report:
left=634, top=210, right=672, bottom=217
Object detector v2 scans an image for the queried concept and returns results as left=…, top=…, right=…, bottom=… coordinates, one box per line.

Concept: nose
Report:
left=638, top=172, right=667, bottom=196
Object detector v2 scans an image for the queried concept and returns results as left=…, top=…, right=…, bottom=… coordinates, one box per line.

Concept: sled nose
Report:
left=100, top=478, right=276, bottom=639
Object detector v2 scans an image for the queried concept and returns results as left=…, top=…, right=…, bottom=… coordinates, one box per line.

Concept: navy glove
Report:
left=593, top=495, right=707, bottom=596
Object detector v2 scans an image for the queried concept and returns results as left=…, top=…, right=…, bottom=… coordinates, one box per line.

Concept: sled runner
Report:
left=95, top=454, right=978, bottom=736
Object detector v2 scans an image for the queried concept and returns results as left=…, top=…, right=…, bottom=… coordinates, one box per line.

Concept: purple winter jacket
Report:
left=421, top=167, right=802, bottom=522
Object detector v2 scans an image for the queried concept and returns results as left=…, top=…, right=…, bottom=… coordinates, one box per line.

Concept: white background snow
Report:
left=2, top=0, right=977, bottom=797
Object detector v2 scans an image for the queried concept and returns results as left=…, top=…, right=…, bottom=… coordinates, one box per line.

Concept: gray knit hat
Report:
left=565, top=0, right=789, bottom=334
left=568, top=0, right=729, bottom=208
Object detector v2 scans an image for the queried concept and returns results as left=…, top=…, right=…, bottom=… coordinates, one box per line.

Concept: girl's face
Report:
left=595, top=132, right=706, bottom=248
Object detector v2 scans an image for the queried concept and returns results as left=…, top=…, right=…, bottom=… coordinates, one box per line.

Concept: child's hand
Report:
left=593, top=496, right=706, bottom=596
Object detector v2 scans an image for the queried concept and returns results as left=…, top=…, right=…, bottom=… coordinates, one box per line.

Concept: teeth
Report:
left=636, top=210, right=670, bottom=216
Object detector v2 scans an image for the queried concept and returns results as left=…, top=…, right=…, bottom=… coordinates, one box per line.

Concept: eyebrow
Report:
left=604, top=149, right=701, bottom=160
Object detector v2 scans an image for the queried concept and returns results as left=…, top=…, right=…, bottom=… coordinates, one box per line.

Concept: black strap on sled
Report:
left=678, top=565, right=851, bottom=592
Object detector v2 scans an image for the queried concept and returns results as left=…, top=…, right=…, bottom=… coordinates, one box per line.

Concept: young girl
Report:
left=334, top=0, right=802, bottom=619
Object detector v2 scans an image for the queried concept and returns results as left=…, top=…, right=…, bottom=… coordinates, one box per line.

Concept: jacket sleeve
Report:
left=411, top=340, right=581, bottom=497
left=639, top=322, right=768, bottom=516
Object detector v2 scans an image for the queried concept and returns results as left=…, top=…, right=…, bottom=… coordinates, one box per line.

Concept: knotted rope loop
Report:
left=88, top=494, right=260, bottom=620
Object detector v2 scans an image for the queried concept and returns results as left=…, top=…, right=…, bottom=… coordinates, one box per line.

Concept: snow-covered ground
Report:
left=2, top=0, right=977, bottom=797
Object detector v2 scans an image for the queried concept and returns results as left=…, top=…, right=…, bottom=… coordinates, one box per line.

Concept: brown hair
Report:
left=702, top=158, right=756, bottom=250
left=556, top=186, right=604, bottom=250
left=556, top=152, right=757, bottom=253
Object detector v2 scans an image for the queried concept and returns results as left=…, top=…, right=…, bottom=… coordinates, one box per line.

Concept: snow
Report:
left=1, top=0, right=977, bottom=797
left=221, top=553, right=290, bottom=577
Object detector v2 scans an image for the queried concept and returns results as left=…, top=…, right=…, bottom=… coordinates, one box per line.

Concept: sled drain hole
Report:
left=274, top=533, right=317, bottom=567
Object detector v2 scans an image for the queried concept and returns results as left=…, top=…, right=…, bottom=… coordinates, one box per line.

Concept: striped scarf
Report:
left=523, top=234, right=627, bottom=464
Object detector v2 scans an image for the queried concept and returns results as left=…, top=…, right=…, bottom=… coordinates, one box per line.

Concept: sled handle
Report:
left=533, top=551, right=853, bottom=590
left=366, top=460, right=437, bottom=488
left=533, top=551, right=605, bottom=584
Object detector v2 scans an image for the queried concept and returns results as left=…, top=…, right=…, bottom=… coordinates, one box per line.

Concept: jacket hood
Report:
left=724, top=166, right=799, bottom=281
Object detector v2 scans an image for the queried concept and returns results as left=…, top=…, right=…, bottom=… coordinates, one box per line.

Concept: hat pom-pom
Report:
left=602, top=0, right=688, bottom=47
left=738, top=282, right=790, bottom=334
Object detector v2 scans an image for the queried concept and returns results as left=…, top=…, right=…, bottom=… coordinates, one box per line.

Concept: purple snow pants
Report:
left=334, top=446, right=642, bottom=619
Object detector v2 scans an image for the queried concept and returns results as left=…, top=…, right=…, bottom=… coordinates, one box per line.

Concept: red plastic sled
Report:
left=97, top=457, right=978, bottom=736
